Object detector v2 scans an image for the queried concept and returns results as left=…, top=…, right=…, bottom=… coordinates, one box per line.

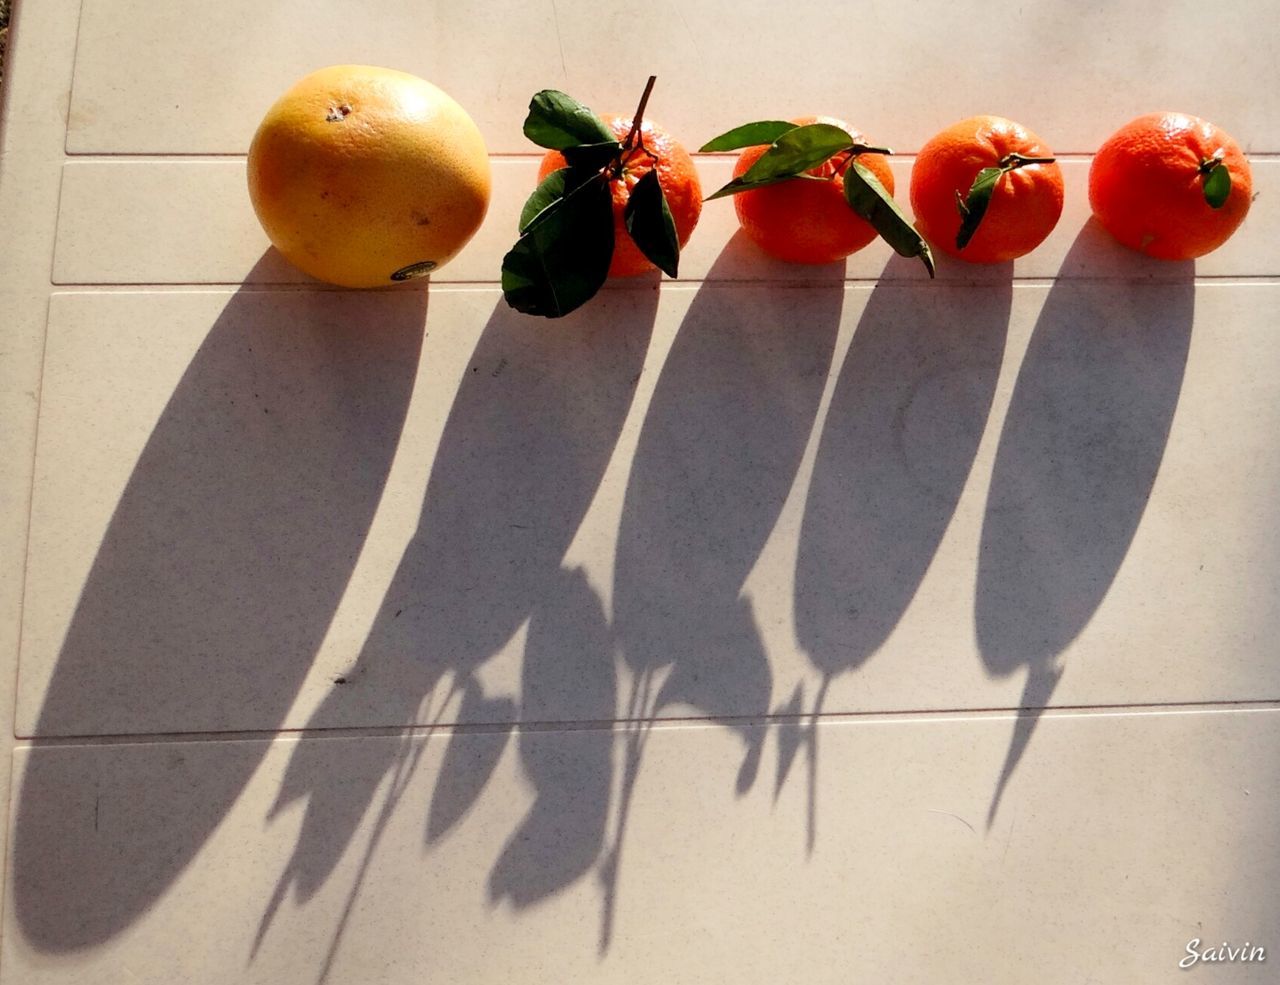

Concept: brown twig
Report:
left=621, top=75, right=657, bottom=151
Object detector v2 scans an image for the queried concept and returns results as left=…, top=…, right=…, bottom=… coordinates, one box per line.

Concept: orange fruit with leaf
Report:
left=701, top=118, right=933, bottom=274
left=909, top=115, right=1063, bottom=264
left=722, top=116, right=895, bottom=265
left=503, top=77, right=701, bottom=317
left=1089, top=112, right=1252, bottom=260
left=536, top=114, right=701, bottom=278
left=247, top=65, right=491, bottom=288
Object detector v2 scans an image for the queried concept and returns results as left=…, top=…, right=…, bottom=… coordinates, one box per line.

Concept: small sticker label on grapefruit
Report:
left=390, top=260, right=437, bottom=281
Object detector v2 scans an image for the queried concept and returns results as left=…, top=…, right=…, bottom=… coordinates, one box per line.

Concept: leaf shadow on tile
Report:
left=601, top=236, right=844, bottom=951
left=789, top=264, right=1012, bottom=850
left=487, top=566, right=615, bottom=908
left=255, top=287, right=656, bottom=972
left=12, top=254, right=426, bottom=952
left=976, top=222, right=1194, bottom=826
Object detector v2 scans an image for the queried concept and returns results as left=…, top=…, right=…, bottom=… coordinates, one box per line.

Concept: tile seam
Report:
left=15, top=698, right=1280, bottom=747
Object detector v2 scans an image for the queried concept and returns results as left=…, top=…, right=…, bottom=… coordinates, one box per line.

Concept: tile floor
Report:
left=1, top=1, right=1277, bottom=982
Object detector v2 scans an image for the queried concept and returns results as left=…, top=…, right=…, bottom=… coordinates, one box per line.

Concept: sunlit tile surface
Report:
left=2, top=0, right=1278, bottom=982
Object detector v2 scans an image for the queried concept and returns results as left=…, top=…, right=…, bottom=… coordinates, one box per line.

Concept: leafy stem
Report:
left=504, top=77, right=682, bottom=317
left=701, top=118, right=929, bottom=273
left=823, top=145, right=893, bottom=180
left=704, top=124, right=894, bottom=200
left=954, top=152, right=1057, bottom=250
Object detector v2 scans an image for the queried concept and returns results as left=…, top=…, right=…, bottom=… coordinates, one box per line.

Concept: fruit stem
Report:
left=1198, top=148, right=1226, bottom=174
left=622, top=75, right=657, bottom=152
left=826, top=144, right=894, bottom=180
left=998, top=153, right=1056, bottom=170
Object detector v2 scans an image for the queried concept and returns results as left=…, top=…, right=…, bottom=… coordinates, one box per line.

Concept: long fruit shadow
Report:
left=603, top=236, right=844, bottom=951
left=976, top=221, right=1194, bottom=824
left=791, top=264, right=1011, bottom=848
left=256, top=285, right=656, bottom=972
left=13, top=257, right=426, bottom=951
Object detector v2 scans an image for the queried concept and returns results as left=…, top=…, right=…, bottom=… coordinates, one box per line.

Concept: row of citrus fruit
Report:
left=246, top=68, right=1253, bottom=317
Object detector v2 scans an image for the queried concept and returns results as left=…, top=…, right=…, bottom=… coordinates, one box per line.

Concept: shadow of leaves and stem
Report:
left=977, top=223, right=1194, bottom=825
left=13, top=256, right=426, bottom=951
left=257, top=287, right=656, bottom=976
left=487, top=566, right=616, bottom=907
left=602, top=238, right=843, bottom=951
left=792, top=263, right=1011, bottom=850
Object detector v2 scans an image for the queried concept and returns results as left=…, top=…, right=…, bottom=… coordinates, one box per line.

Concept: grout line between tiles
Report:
left=15, top=698, right=1280, bottom=749
left=11, top=293, right=54, bottom=755
left=11, top=0, right=84, bottom=752
left=4, top=0, right=93, bottom=956
left=44, top=276, right=1280, bottom=292
left=59, top=0, right=90, bottom=158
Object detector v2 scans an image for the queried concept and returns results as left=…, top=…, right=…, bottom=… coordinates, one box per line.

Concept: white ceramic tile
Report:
left=50, top=157, right=1280, bottom=286
left=66, top=0, right=1280, bottom=155
left=6, top=709, right=1279, bottom=984
left=17, top=286, right=659, bottom=736
left=0, top=0, right=95, bottom=905
left=6, top=1, right=1280, bottom=982
left=18, top=289, right=431, bottom=736
left=19, top=284, right=1280, bottom=739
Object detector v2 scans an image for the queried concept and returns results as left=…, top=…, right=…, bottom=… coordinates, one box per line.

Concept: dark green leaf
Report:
left=523, top=90, right=615, bottom=149
left=519, top=168, right=571, bottom=233
left=705, top=172, right=824, bottom=202
left=955, top=166, right=1004, bottom=250
left=623, top=169, right=680, bottom=277
left=502, top=176, right=615, bottom=318
left=740, top=123, right=856, bottom=183
left=844, top=161, right=935, bottom=278
left=699, top=120, right=797, bottom=152
left=519, top=162, right=613, bottom=233
left=562, top=140, right=623, bottom=171
left=704, top=123, right=868, bottom=200
left=1203, top=161, right=1231, bottom=209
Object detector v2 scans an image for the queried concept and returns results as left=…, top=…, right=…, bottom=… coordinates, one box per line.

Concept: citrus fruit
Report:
left=1089, top=112, right=1252, bottom=260
left=909, top=115, right=1064, bottom=264
left=730, top=116, right=895, bottom=265
left=247, top=65, right=491, bottom=288
left=536, top=115, right=701, bottom=278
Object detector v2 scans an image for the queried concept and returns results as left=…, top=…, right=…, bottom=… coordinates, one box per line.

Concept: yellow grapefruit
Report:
left=247, top=65, right=491, bottom=288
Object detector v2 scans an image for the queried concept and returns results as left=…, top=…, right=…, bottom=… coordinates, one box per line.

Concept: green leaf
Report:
left=623, top=169, right=680, bottom=277
left=519, top=158, right=620, bottom=233
left=1203, top=161, right=1231, bottom=209
left=705, top=172, right=824, bottom=202
left=955, top=166, right=1004, bottom=250
left=502, top=176, right=615, bottom=318
left=562, top=140, right=623, bottom=171
left=523, top=90, right=615, bottom=149
left=701, top=125, right=891, bottom=201
left=704, top=123, right=860, bottom=201
left=699, top=120, right=797, bottom=152
left=519, top=168, right=571, bottom=233
left=844, top=161, right=935, bottom=278
left=740, top=123, right=856, bottom=183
